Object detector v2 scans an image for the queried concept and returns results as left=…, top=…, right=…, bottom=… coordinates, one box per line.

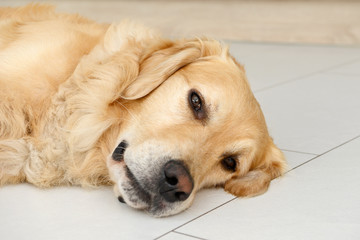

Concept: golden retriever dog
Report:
left=0, top=4, right=286, bottom=217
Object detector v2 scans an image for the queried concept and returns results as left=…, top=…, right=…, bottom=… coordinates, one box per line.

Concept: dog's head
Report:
left=99, top=35, right=286, bottom=217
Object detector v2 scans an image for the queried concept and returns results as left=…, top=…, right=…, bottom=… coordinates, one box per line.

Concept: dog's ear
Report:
left=224, top=141, right=286, bottom=197
left=121, top=43, right=202, bottom=100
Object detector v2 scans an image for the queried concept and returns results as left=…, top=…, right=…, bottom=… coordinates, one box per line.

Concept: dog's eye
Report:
left=188, top=89, right=206, bottom=120
left=222, top=157, right=237, bottom=172
left=190, top=92, right=202, bottom=112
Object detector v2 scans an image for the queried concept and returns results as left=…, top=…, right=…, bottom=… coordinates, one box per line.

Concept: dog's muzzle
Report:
left=111, top=141, right=194, bottom=216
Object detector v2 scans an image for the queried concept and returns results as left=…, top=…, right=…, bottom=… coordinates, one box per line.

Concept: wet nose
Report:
left=159, top=160, right=194, bottom=203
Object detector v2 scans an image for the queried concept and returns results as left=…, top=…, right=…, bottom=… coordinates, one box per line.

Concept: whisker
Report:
left=115, top=100, right=141, bottom=125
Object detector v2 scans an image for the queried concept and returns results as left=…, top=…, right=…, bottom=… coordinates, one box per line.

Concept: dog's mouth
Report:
left=123, top=164, right=152, bottom=205
left=110, top=141, right=194, bottom=217
left=112, top=140, right=150, bottom=206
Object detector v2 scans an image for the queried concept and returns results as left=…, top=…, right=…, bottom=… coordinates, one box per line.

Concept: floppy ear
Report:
left=121, top=44, right=202, bottom=100
left=224, top=141, right=286, bottom=197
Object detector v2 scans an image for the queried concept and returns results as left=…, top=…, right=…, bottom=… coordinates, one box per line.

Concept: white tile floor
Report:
left=1, top=40, right=359, bottom=240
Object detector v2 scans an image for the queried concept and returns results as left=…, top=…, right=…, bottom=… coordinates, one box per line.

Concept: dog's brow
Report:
left=220, top=152, right=239, bottom=159
left=221, top=141, right=255, bottom=159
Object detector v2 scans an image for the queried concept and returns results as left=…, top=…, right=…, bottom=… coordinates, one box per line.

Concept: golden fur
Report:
left=0, top=4, right=286, bottom=217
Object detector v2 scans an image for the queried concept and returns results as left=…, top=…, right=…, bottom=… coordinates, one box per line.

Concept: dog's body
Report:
left=0, top=4, right=286, bottom=217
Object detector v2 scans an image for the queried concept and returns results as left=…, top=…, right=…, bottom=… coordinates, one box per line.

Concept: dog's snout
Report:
left=160, top=160, right=194, bottom=203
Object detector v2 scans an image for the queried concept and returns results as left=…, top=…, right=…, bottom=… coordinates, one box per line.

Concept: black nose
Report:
left=159, top=160, right=194, bottom=203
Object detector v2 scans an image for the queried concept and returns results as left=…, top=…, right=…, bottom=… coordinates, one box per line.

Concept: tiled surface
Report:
left=1, top=2, right=360, bottom=240
left=229, top=44, right=360, bottom=91
left=255, top=72, right=360, bottom=155
left=158, top=232, right=203, bottom=240
left=328, top=60, right=360, bottom=75
left=0, top=185, right=234, bottom=240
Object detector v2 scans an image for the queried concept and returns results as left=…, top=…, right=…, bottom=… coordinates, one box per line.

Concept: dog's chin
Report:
left=117, top=189, right=189, bottom=217
left=146, top=195, right=189, bottom=217
left=113, top=163, right=191, bottom=217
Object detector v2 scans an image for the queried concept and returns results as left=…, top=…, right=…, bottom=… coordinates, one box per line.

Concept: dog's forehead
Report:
left=183, top=59, right=250, bottom=98
left=185, top=58, right=244, bottom=83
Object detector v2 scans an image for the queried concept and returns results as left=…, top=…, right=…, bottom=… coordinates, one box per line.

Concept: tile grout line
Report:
left=281, top=149, right=318, bottom=156
left=254, top=57, right=360, bottom=93
left=154, top=197, right=237, bottom=240
left=172, top=231, right=208, bottom=240
left=287, top=134, right=360, bottom=173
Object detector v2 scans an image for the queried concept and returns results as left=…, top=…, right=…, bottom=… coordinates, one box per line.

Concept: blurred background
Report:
left=1, top=0, right=360, bottom=46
